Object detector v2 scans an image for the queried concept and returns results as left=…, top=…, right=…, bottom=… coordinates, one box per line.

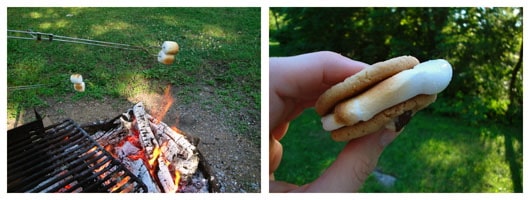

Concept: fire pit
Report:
left=7, top=103, right=220, bottom=193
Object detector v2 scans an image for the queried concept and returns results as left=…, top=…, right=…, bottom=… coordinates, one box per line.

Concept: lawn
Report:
left=7, top=7, right=260, bottom=140
left=273, top=108, right=523, bottom=192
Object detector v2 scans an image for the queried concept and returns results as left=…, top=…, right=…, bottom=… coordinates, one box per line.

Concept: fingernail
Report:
left=380, top=130, right=398, bottom=147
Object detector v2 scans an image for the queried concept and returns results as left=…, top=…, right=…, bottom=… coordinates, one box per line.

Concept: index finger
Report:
left=269, top=51, right=369, bottom=132
left=270, top=51, right=368, bottom=100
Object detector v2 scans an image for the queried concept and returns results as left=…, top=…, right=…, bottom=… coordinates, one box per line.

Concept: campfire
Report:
left=8, top=99, right=220, bottom=193
left=88, top=102, right=210, bottom=193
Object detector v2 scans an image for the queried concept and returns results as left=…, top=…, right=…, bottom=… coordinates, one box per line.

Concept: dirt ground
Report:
left=7, top=86, right=261, bottom=193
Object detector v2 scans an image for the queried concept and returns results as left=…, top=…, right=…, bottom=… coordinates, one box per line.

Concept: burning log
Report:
left=132, top=103, right=161, bottom=167
left=115, top=142, right=160, bottom=192
left=157, top=156, right=177, bottom=192
left=152, top=117, right=199, bottom=179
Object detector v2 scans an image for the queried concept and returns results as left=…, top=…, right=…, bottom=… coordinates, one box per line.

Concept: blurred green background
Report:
left=270, top=7, right=522, bottom=192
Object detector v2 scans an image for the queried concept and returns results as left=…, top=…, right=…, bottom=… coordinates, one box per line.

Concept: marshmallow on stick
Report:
left=74, top=82, right=85, bottom=92
left=157, top=50, right=175, bottom=65
left=70, top=74, right=83, bottom=84
left=161, top=41, right=179, bottom=55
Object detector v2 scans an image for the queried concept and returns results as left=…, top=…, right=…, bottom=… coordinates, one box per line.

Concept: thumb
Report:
left=301, top=129, right=399, bottom=192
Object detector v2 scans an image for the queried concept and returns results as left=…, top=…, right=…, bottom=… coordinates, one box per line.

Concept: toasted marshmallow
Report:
left=158, top=50, right=175, bottom=65
left=70, top=74, right=83, bottom=84
left=161, top=41, right=179, bottom=55
left=74, top=82, right=85, bottom=92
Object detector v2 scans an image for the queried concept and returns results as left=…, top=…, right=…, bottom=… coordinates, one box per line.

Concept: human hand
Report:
left=269, top=51, right=400, bottom=192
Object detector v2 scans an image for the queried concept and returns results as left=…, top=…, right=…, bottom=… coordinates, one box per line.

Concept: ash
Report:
left=177, top=169, right=209, bottom=193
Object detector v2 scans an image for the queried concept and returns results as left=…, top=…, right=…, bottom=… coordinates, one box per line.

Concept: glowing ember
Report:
left=63, top=184, right=72, bottom=191
left=109, top=176, right=131, bottom=192
left=127, top=151, right=145, bottom=161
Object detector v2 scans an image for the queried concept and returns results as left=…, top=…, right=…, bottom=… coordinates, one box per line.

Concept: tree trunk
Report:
left=506, top=42, right=522, bottom=122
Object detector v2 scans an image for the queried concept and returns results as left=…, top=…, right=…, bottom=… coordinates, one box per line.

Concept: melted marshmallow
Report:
left=322, top=59, right=452, bottom=131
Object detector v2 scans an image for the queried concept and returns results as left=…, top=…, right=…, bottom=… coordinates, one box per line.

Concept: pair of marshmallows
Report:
left=157, top=41, right=179, bottom=65
left=70, top=74, right=85, bottom=92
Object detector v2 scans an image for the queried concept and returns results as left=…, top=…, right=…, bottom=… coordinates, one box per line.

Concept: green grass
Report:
left=7, top=7, right=260, bottom=140
left=274, top=109, right=522, bottom=192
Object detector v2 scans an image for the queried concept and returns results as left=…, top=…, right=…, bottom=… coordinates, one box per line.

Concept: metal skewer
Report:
left=8, top=29, right=159, bottom=53
left=8, top=83, right=59, bottom=91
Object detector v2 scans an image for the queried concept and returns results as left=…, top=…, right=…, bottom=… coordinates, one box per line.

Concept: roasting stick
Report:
left=8, top=29, right=180, bottom=65
left=8, top=82, right=63, bottom=91
left=8, top=84, right=55, bottom=91
left=7, top=29, right=154, bottom=52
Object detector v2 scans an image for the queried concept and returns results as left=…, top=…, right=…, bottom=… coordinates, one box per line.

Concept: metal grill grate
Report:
left=8, top=115, right=147, bottom=193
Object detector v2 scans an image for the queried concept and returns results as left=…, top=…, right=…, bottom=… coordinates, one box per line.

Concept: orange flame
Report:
left=174, top=170, right=181, bottom=190
left=152, top=85, right=174, bottom=123
left=148, top=146, right=161, bottom=167
left=170, top=126, right=185, bottom=136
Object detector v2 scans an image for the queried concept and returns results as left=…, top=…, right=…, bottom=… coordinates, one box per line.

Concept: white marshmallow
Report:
left=157, top=50, right=175, bottom=65
left=322, top=59, right=452, bottom=131
left=70, top=74, right=83, bottom=84
left=161, top=41, right=179, bottom=55
left=74, top=82, right=85, bottom=92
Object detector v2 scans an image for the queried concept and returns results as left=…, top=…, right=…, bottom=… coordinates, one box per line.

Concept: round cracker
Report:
left=330, top=94, right=436, bottom=142
left=315, top=55, right=420, bottom=116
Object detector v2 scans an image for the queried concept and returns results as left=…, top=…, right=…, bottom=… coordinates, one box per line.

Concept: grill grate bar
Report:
left=8, top=118, right=147, bottom=193
left=9, top=144, right=94, bottom=191
left=63, top=156, right=113, bottom=192
left=8, top=122, right=77, bottom=161
left=24, top=145, right=103, bottom=192
left=8, top=133, right=87, bottom=180
left=41, top=147, right=109, bottom=192
left=7, top=132, right=92, bottom=184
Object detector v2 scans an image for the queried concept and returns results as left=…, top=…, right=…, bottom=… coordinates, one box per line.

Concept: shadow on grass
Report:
left=477, top=116, right=523, bottom=193
left=389, top=114, right=489, bottom=192
left=376, top=111, right=522, bottom=192
left=504, top=133, right=522, bottom=192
